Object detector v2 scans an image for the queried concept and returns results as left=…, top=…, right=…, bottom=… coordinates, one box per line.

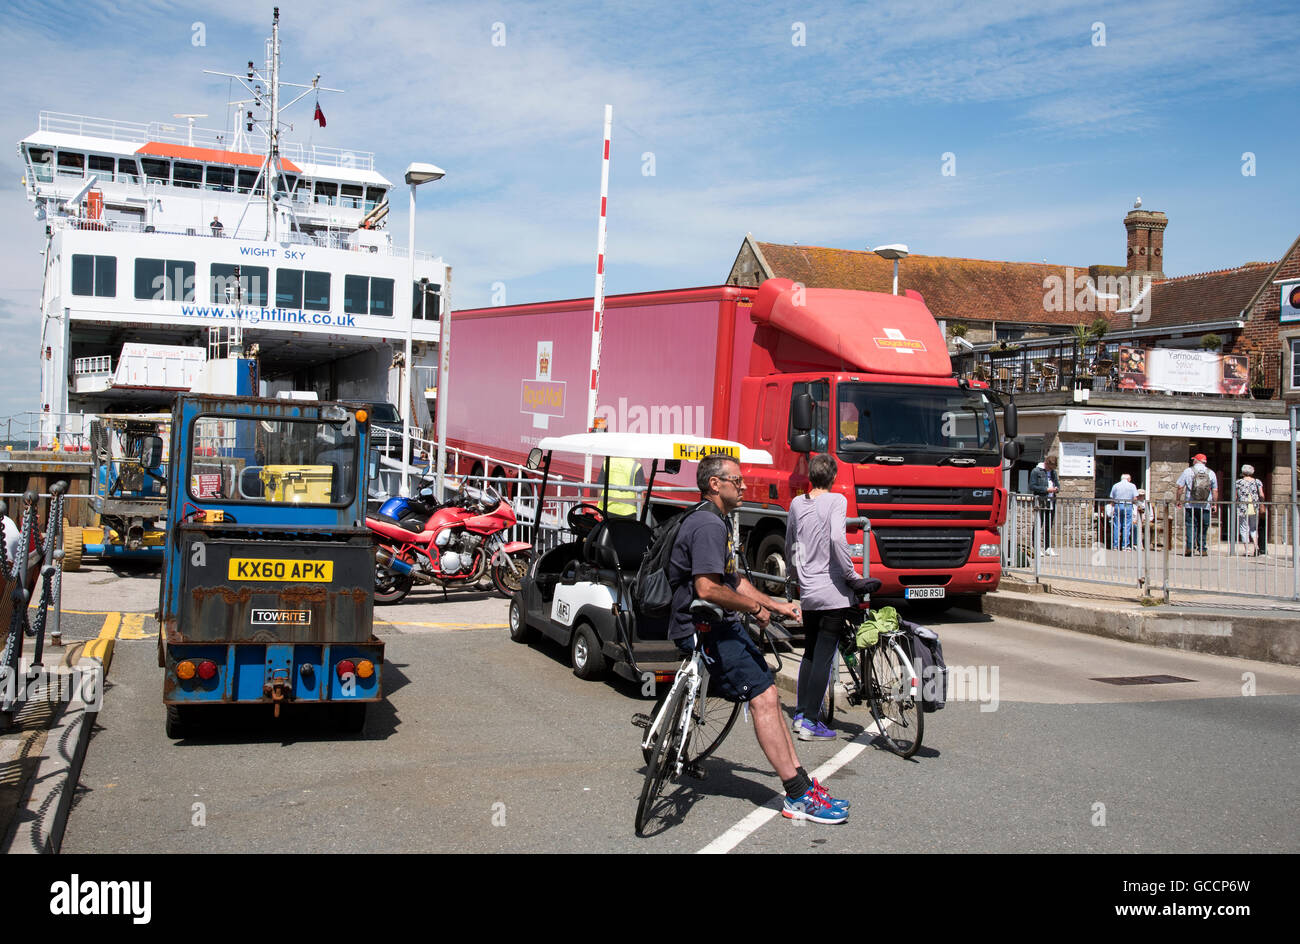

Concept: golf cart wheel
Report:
left=571, top=622, right=607, bottom=680
left=508, top=593, right=535, bottom=643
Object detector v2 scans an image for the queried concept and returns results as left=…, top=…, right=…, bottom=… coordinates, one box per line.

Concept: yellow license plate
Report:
left=227, top=558, right=333, bottom=582
left=673, top=443, right=739, bottom=461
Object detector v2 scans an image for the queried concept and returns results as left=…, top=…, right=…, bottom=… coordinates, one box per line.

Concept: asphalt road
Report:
left=56, top=563, right=1300, bottom=854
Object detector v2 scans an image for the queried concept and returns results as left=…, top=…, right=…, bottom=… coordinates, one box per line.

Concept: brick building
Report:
left=725, top=207, right=1300, bottom=509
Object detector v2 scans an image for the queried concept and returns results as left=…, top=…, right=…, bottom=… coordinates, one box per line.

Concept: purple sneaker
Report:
left=796, top=717, right=837, bottom=741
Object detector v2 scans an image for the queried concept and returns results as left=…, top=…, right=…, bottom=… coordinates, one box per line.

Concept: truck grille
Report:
left=857, top=486, right=994, bottom=505
left=874, top=529, right=973, bottom=569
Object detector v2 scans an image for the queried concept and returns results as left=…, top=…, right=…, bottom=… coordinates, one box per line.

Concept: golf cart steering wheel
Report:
left=567, top=503, right=605, bottom=538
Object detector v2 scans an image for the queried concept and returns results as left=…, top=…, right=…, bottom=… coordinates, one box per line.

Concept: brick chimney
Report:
left=1124, top=201, right=1168, bottom=280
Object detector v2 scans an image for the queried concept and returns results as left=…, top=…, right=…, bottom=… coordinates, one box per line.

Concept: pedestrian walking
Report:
left=784, top=454, right=880, bottom=741
left=1175, top=453, right=1217, bottom=556
left=1234, top=464, right=1264, bottom=556
left=1029, top=455, right=1059, bottom=556
left=1109, top=473, right=1138, bottom=549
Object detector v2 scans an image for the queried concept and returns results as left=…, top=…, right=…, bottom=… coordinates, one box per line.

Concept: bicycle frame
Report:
left=641, top=646, right=710, bottom=780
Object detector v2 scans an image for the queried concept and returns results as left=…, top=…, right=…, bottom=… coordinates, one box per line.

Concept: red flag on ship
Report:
left=313, top=102, right=327, bottom=127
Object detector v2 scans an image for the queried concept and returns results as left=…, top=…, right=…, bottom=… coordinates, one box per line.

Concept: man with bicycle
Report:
left=666, top=454, right=849, bottom=824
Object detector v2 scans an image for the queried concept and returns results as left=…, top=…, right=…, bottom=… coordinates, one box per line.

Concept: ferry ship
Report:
left=16, top=11, right=447, bottom=457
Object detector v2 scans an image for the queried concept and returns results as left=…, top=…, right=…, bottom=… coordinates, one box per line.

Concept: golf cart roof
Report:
left=536, top=433, right=773, bottom=465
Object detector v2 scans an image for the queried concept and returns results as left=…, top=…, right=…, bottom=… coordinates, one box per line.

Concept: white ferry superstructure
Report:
left=17, top=19, right=446, bottom=447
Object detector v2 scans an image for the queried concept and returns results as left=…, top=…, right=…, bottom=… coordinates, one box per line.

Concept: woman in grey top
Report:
left=785, top=454, right=879, bottom=740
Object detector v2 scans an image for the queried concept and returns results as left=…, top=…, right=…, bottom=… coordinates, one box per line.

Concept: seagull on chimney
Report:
left=1134, top=197, right=1142, bottom=208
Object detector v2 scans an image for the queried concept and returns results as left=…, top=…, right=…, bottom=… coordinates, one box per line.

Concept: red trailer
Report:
left=449, top=279, right=1015, bottom=608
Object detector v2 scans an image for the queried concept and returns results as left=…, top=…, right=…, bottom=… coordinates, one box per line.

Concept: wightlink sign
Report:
left=1059, top=409, right=1291, bottom=441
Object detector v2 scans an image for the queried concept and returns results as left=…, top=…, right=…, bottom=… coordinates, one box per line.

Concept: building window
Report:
left=211, top=264, right=268, bottom=306
left=412, top=282, right=441, bottom=320
left=995, top=326, right=1027, bottom=342
left=72, top=255, right=117, bottom=297
left=1291, top=338, right=1300, bottom=390
left=344, top=275, right=394, bottom=317
left=276, top=269, right=331, bottom=311
left=135, top=258, right=195, bottom=301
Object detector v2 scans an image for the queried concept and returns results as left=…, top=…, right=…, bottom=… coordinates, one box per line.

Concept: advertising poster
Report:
left=1117, top=347, right=1247, bottom=395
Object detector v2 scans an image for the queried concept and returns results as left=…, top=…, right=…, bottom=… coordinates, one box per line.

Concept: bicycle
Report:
left=632, top=600, right=779, bottom=836
left=819, top=614, right=923, bottom=758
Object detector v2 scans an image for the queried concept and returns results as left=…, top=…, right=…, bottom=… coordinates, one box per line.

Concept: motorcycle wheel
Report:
left=491, top=549, right=533, bottom=598
left=374, top=552, right=415, bottom=605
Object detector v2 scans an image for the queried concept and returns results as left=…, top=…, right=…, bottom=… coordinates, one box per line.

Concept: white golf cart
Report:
left=508, top=432, right=773, bottom=688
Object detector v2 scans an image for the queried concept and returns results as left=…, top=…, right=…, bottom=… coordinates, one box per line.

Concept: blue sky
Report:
left=1, top=0, right=1298, bottom=420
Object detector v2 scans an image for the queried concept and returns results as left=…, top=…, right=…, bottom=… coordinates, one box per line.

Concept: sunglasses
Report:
left=715, top=474, right=746, bottom=487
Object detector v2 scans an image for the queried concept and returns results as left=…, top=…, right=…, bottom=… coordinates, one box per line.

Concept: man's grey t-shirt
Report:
left=666, top=503, right=738, bottom=641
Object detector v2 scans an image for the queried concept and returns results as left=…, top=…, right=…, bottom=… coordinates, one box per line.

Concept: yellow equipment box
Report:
left=259, top=465, right=334, bottom=504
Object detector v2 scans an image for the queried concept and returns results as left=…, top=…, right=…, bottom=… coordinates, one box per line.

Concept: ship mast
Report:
left=203, top=7, right=342, bottom=241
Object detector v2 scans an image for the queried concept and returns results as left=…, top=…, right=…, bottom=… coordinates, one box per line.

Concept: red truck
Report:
left=448, top=278, right=1016, bottom=609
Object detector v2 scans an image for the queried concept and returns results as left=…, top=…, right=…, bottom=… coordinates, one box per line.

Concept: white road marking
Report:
left=696, top=726, right=883, bottom=854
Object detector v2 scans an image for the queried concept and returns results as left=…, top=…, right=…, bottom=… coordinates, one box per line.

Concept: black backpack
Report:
left=632, top=501, right=710, bottom=617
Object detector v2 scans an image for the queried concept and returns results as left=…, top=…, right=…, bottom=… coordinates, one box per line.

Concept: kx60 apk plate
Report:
left=227, top=558, right=333, bottom=581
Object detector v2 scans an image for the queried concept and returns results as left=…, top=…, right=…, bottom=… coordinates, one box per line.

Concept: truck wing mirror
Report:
left=664, top=459, right=682, bottom=475
left=526, top=448, right=544, bottom=470
left=789, top=431, right=813, bottom=454
left=142, top=436, right=164, bottom=470
left=791, top=393, right=814, bottom=432
left=1003, top=440, right=1024, bottom=461
left=1003, top=401, right=1018, bottom=440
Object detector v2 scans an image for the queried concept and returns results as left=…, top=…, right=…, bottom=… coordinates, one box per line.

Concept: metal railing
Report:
left=37, top=111, right=376, bottom=171
left=1005, top=493, right=1300, bottom=601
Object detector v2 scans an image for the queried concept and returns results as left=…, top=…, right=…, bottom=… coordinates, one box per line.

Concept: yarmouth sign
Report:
left=1059, top=409, right=1291, bottom=441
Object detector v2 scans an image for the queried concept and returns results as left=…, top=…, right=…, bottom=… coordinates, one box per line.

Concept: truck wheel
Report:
left=165, top=705, right=193, bottom=739
left=62, top=524, right=83, bottom=572
left=571, top=623, right=607, bottom=680
left=330, top=702, right=367, bottom=733
left=754, top=533, right=787, bottom=589
left=508, top=593, right=535, bottom=643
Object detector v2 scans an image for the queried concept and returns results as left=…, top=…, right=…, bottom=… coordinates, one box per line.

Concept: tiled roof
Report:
left=749, top=240, right=1277, bottom=331
left=1113, top=262, right=1278, bottom=332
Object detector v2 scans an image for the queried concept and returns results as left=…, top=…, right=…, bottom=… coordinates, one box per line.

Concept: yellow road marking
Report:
left=98, top=612, right=121, bottom=640
left=375, top=619, right=509, bottom=630
left=82, top=612, right=120, bottom=666
left=117, top=613, right=154, bottom=639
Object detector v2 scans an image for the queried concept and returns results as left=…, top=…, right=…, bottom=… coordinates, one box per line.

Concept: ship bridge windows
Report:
left=88, top=155, right=116, bottom=181
left=313, top=181, right=338, bottom=206
left=211, top=263, right=269, bottom=307
left=27, top=147, right=53, bottom=182
left=237, top=168, right=264, bottom=195
left=72, top=254, right=117, bottom=298
left=365, top=187, right=386, bottom=212
left=57, top=151, right=85, bottom=178
left=340, top=184, right=364, bottom=210
left=206, top=166, right=235, bottom=192
left=344, top=275, right=394, bottom=317
left=118, top=158, right=140, bottom=184
left=135, top=258, right=196, bottom=302
left=412, top=281, right=441, bottom=320
left=277, top=269, right=331, bottom=311
left=140, top=158, right=170, bottom=185
left=172, top=161, right=202, bottom=189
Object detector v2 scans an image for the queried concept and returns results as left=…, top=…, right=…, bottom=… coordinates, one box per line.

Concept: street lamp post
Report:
left=401, top=162, right=445, bottom=497
left=872, top=244, right=909, bottom=295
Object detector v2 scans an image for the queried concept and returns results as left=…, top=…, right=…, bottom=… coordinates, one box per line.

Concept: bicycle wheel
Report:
left=636, top=682, right=687, bottom=836
left=866, top=638, right=923, bottom=758
left=642, top=684, right=739, bottom=764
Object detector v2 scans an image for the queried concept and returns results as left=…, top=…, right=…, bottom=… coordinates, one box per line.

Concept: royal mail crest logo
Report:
left=873, top=327, right=925, bottom=354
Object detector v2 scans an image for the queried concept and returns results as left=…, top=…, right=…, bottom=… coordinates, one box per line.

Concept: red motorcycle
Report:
left=367, top=483, right=533, bottom=604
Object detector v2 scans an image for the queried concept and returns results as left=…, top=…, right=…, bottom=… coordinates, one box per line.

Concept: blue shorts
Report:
left=677, top=620, right=774, bottom=702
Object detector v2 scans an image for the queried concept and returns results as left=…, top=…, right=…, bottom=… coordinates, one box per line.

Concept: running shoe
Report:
left=797, top=717, right=837, bottom=741
left=783, top=788, right=848, bottom=824
left=812, top=778, right=849, bottom=810
left=791, top=711, right=804, bottom=733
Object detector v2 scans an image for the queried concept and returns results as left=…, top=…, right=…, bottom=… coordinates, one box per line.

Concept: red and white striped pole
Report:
left=584, top=104, right=613, bottom=486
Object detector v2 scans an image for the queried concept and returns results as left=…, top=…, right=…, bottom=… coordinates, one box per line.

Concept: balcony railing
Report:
left=956, top=339, right=1282, bottom=398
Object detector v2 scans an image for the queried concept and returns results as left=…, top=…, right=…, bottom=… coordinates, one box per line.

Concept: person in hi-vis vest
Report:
left=598, top=456, right=646, bottom=517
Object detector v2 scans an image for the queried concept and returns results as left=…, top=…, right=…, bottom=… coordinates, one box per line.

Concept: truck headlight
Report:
left=978, top=544, right=1001, bottom=558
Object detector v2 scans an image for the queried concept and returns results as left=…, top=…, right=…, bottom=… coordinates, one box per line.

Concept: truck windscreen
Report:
left=837, top=383, right=998, bottom=457
left=187, top=414, right=358, bottom=506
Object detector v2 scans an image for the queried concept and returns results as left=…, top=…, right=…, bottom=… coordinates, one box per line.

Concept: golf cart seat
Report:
left=583, top=518, right=652, bottom=582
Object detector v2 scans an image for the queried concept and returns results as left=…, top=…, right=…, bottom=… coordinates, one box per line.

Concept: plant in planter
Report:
left=1200, top=332, right=1223, bottom=351
left=1249, top=361, right=1273, bottom=399
left=949, top=322, right=969, bottom=339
